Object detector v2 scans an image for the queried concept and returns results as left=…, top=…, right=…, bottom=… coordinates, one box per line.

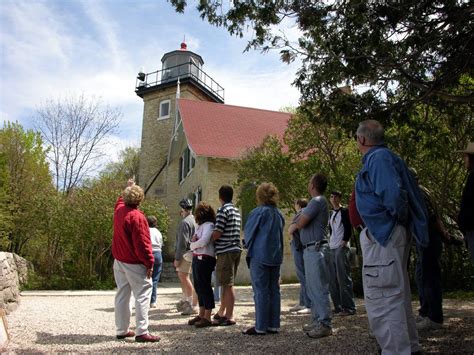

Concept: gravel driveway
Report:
left=5, top=284, right=474, bottom=353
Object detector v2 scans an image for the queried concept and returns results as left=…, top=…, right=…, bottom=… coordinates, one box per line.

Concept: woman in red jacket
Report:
left=112, top=179, right=160, bottom=343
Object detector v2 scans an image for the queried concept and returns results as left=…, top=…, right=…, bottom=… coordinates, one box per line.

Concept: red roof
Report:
left=178, top=99, right=291, bottom=159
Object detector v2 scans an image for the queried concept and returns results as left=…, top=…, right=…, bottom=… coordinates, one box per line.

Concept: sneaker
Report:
left=302, top=322, right=318, bottom=332
left=306, top=324, right=333, bottom=339
left=289, top=304, right=306, bottom=312
left=339, top=309, right=356, bottom=316
left=416, top=317, right=442, bottom=331
left=181, top=302, right=197, bottom=316
left=296, top=307, right=311, bottom=315
left=150, top=303, right=157, bottom=308
left=267, top=328, right=279, bottom=334
left=116, top=331, right=135, bottom=339
left=176, top=299, right=186, bottom=312
left=135, top=333, right=160, bottom=342
left=415, top=315, right=426, bottom=323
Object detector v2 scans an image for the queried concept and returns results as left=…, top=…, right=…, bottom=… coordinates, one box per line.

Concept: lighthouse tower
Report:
left=135, top=42, right=224, bottom=197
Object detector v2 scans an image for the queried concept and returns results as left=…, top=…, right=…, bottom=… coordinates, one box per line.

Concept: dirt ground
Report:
left=5, top=284, right=474, bottom=353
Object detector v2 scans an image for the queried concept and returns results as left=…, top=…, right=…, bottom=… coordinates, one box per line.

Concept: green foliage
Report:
left=141, top=197, right=170, bottom=244
left=1, top=136, right=170, bottom=289
left=236, top=112, right=360, bottom=213
left=0, top=122, right=54, bottom=254
left=170, top=1, right=473, bottom=127
left=99, top=146, right=140, bottom=184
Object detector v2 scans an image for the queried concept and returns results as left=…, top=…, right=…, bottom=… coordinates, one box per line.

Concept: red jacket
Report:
left=112, top=196, right=154, bottom=269
left=349, top=189, right=364, bottom=229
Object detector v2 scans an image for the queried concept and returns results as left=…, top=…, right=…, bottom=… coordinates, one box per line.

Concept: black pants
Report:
left=192, top=255, right=216, bottom=310
left=415, top=232, right=443, bottom=324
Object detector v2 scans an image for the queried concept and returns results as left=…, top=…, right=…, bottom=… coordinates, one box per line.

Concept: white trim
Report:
left=158, top=99, right=171, bottom=120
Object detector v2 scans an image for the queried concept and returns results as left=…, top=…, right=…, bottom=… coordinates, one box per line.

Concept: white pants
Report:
left=113, top=260, right=152, bottom=336
left=360, top=225, right=420, bottom=355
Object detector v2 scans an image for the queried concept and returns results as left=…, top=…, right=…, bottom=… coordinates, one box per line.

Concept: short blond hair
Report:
left=256, top=182, right=279, bottom=206
left=123, top=185, right=144, bottom=206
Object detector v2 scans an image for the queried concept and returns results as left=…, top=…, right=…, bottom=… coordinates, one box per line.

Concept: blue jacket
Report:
left=355, top=146, right=429, bottom=248
left=244, top=205, right=285, bottom=266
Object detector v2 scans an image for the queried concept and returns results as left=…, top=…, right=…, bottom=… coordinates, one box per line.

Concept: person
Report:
left=414, top=181, right=451, bottom=331
left=211, top=185, right=242, bottom=326
left=112, top=179, right=160, bottom=342
left=174, top=198, right=198, bottom=315
left=147, top=216, right=163, bottom=309
left=457, top=142, right=474, bottom=262
left=186, top=202, right=217, bottom=328
left=354, top=119, right=428, bottom=354
left=288, top=173, right=332, bottom=339
left=327, top=191, right=356, bottom=316
left=212, top=270, right=221, bottom=303
left=242, top=183, right=285, bottom=335
left=288, top=198, right=312, bottom=315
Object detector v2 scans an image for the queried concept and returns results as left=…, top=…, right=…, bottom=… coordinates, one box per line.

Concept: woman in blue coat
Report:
left=243, top=182, right=285, bottom=335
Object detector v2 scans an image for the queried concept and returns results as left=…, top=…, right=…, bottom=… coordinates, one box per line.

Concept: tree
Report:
left=0, top=122, right=54, bottom=254
left=99, top=146, right=140, bottom=183
left=170, top=0, right=472, bottom=129
left=35, top=95, right=121, bottom=193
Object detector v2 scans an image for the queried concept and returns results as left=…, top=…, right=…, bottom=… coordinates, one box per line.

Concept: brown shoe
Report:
left=116, top=331, right=135, bottom=339
left=188, top=316, right=201, bottom=325
left=135, top=333, right=160, bottom=342
left=195, top=318, right=213, bottom=328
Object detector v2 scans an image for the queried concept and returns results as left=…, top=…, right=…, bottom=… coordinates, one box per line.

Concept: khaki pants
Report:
left=113, top=260, right=152, bottom=336
left=360, top=225, right=420, bottom=355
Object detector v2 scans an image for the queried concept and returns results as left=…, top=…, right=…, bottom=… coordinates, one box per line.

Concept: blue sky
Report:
left=0, top=0, right=301, bottom=162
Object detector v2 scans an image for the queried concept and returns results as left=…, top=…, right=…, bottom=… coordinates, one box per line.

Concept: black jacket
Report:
left=329, top=207, right=353, bottom=242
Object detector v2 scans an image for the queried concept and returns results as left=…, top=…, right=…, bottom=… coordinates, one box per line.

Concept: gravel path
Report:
left=5, top=284, right=474, bottom=353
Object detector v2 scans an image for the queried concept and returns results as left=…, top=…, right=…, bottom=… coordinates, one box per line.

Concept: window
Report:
left=158, top=100, right=170, bottom=119
left=179, top=147, right=195, bottom=183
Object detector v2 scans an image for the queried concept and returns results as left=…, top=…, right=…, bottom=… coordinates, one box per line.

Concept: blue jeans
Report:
left=212, top=270, right=221, bottom=302
left=327, top=247, right=355, bottom=312
left=291, top=241, right=311, bottom=308
left=150, top=251, right=162, bottom=304
left=303, top=245, right=331, bottom=328
left=249, top=259, right=281, bottom=332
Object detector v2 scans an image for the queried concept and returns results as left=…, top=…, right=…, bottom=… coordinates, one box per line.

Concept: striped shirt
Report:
left=214, top=202, right=242, bottom=255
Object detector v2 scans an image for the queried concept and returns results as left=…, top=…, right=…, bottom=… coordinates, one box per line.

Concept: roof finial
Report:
left=180, top=35, right=187, bottom=50
left=176, top=77, right=181, bottom=99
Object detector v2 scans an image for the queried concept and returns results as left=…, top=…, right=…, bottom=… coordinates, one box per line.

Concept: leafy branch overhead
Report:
left=170, top=0, right=473, bottom=128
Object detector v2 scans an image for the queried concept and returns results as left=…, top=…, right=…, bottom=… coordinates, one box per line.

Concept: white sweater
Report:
left=190, top=222, right=215, bottom=257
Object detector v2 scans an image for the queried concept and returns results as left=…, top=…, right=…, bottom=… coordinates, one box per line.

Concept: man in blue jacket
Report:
left=355, top=120, right=428, bottom=355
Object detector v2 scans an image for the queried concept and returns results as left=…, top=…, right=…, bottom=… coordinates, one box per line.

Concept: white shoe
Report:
left=289, top=304, right=305, bottom=312
left=180, top=301, right=198, bottom=315
left=176, top=299, right=186, bottom=312
left=416, top=317, right=442, bottom=331
left=150, top=303, right=157, bottom=308
left=296, top=307, right=311, bottom=315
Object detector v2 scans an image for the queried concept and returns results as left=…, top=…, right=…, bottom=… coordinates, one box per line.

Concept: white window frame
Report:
left=158, top=99, right=171, bottom=120
left=179, top=147, right=196, bottom=184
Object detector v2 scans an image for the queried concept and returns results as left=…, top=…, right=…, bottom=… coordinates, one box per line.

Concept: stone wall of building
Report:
left=0, top=253, right=30, bottom=314
left=138, top=84, right=214, bottom=192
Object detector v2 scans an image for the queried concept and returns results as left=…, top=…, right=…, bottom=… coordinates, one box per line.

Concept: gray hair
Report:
left=356, top=120, right=385, bottom=144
